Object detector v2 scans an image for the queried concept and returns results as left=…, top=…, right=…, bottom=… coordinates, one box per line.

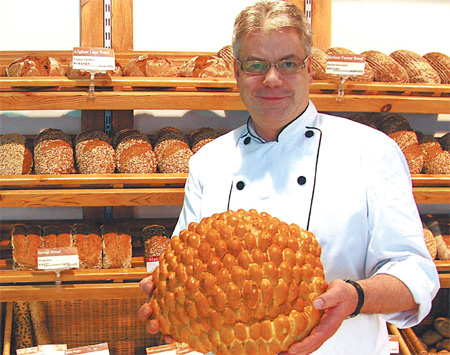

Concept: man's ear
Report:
left=306, top=56, right=313, bottom=83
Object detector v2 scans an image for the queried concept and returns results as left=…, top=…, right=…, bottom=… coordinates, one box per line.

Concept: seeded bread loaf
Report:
left=28, top=301, right=52, bottom=345
left=6, top=56, right=64, bottom=77
left=124, top=55, right=180, bottom=77
left=11, top=224, right=43, bottom=270
left=389, top=130, right=424, bottom=174
left=150, top=209, right=327, bottom=355
left=13, top=302, right=35, bottom=349
left=362, top=50, right=409, bottom=83
left=423, top=52, right=450, bottom=84
left=154, top=127, right=192, bottom=173
left=101, top=225, right=132, bottom=268
left=42, top=224, right=74, bottom=248
left=390, top=50, right=441, bottom=84
left=113, top=129, right=157, bottom=174
left=142, top=225, right=170, bottom=258
left=0, top=133, right=33, bottom=175
left=189, top=127, right=219, bottom=153
left=34, top=128, right=75, bottom=175
left=75, top=130, right=115, bottom=174
left=73, top=223, right=103, bottom=269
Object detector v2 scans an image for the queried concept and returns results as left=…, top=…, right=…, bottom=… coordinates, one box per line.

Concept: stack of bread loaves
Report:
left=75, top=130, right=115, bottom=174
left=0, top=133, right=33, bottom=175
left=34, top=128, right=75, bottom=174
left=154, top=127, right=193, bottom=173
left=113, top=129, right=157, bottom=174
left=390, top=50, right=441, bottom=84
left=150, top=209, right=327, bottom=355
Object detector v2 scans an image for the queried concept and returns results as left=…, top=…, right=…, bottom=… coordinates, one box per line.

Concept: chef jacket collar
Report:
left=241, top=101, right=314, bottom=143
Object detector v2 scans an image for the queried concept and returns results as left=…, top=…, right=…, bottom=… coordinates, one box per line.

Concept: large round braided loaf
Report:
left=150, top=209, right=327, bottom=355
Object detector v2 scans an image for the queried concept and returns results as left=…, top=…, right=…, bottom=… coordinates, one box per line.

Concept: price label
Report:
left=146, top=256, right=160, bottom=273
left=326, top=54, right=366, bottom=76
left=389, top=334, right=400, bottom=354
left=72, top=47, right=115, bottom=72
left=65, top=343, right=109, bottom=355
left=37, top=247, right=79, bottom=270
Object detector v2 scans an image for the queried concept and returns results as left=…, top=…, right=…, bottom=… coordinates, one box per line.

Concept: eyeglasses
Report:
left=237, top=56, right=309, bottom=75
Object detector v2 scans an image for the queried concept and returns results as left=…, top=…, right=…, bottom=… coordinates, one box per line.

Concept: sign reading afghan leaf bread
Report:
left=150, top=209, right=327, bottom=355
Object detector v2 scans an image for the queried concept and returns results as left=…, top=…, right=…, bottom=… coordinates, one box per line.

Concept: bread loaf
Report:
left=419, top=136, right=450, bottom=174
left=150, top=209, right=327, bottom=355
left=423, top=52, right=450, bottom=84
left=66, top=60, right=123, bottom=78
left=189, top=127, right=219, bottom=153
left=326, top=47, right=374, bottom=81
left=389, top=130, right=424, bottom=174
left=217, top=45, right=235, bottom=66
left=310, top=47, right=337, bottom=81
left=438, top=133, right=450, bottom=152
left=124, top=55, right=180, bottom=77
left=42, top=224, right=74, bottom=248
left=73, top=223, right=102, bottom=269
left=191, top=55, right=234, bottom=78
left=154, top=127, right=192, bottom=173
left=28, top=301, right=52, bottom=345
left=113, top=129, right=157, bottom=174
left=75, top=130, right=115, bottom=174
left=390, top=50, right=441, bottom=84
left=101, top=225, right=132, bottom=268
left=142, top=225, right=170, bottom=258
left=11, top=224, right=42, bottom=270
left=6, top=56, right=64, bottom=77
left=179, top=56, right=200, bottom=77
left=378, top=113, right=413, bottom=135
left=34, top=128, right=75, bottom=175
left=0, top=133, right=33, bottom=175
left=424, top=225, right=437, bottom=260
left=13, top=302, right=35, bottom=349
left=362, top=50, right=409, bottom=83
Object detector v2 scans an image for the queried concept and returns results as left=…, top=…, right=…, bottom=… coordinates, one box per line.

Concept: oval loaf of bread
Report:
left=423, top=52, right=450, bottom=84
left=150, top=209, right=327, bottom=355
left=362, top=50, right=409, bottom=83
left=390, top=50, right=441, bottom=84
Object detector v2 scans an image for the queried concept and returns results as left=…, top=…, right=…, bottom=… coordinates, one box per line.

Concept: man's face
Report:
left=234, top=28, right=312, bottom=138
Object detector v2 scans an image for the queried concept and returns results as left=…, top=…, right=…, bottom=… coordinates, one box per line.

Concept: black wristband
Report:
left=344, top=279, right=365, bottom=318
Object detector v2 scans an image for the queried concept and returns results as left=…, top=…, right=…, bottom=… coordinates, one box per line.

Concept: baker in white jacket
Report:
left=139, top=1, right=440, bottom=354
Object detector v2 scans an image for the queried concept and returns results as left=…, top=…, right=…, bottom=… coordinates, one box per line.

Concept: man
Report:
left=139, top=1, right=440, bottom=354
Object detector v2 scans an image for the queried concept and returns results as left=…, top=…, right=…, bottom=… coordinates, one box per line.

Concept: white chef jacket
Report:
left=173, top=102, right=440, bottom=354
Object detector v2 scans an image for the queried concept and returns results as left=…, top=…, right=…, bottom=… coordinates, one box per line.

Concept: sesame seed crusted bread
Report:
left=154, top=127, right=193, bottom=173
left=75, top=130, right=116, bottom=174
left=101, top=224, right=132, bottom=269
left=0, top=133, right=33, bottom=175
left=189, top=127, right=219, bottom=153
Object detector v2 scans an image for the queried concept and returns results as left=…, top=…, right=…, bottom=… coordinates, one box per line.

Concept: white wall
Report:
left=0, top=0, right=448, bottom=220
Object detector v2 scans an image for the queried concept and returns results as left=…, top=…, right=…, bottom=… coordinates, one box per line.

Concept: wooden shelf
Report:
left=0, top=173, right=448, bottom=208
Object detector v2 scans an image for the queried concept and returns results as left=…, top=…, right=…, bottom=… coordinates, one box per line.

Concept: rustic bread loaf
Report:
left=28, top=301, right=52, bottom=345
left=101, top=225, right=132, bottom=268
left=326, top=47, right=374, bottom=81
left=418, top=134, right=450, bottom=174
left=179, top=56, right=200, bottom=77
left=73, top=223, right=103, bottom=269
left=124, top=55, right=180, bottom=77
left=142, top=225, right=170, bottom=258
left=362, top=50, right=409, bottom=83
left=75, top=130, right=115, bottom=174
left=34, top=128, right=75, bottom=175
left=310, top=47, right=337, bottom=81
left=217, top=45, right=235, bottom=66
left=154, top=127, right=192, bottom=173
left=423, top=225, right=437, bottom=260
left=189, top=127, right=219, bottom=153
left=0, top=133, right=33, bottom=175
left=390, top=50, right=441, bottom=84
left=389, top=130, right=424, bottom=174
left=13, top=302, right=35, bottom=349
left=113, top=129, right=157, bottom=174
left=6, top=56, right=64, bottom=77
left=150, top=209, right=327, bottom=355
left=423, top=52, right=450, bottom=84
left=191, top=55, right=234, bottom=78
left=378, top=113, right=413, bottom=135
left=11, top=224, right=43, bottom=270
left=66, top=60, right=123, bottom=78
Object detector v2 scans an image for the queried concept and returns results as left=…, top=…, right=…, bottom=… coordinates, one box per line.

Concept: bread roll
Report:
left=73, top=223, right=103, bottom=269
left=192, top=55, right=234, bottom=78
left=101, top=225, right=132, bottom=269
left=423, top=52, right=450, bottom=84
left=154, top=127, right=192, bottom=173
left=189, top=127, right=219, bottom=153
left=34, top=128, right=75, bottom=175
left=362, top=50, right=409, bottom=83
left=124, top=55, right=179, bottom=77
left=113, top=129, right=157, bottom=174
left=75, top=130, right=115, bottom=174
left=66, top=60, right=123, bottom=78
left=310, top=47, right=337, bottom=81
left=390, top=50, right=441, bottom=84
left=11, top=224, right=42, bottom=270
left=326, top=47, right=374, bottom=81
left=150, top=209, right=327, bottom=355
left=0, top=133, right=33, bottom=175
left=6, top=56, right=64, bottom=77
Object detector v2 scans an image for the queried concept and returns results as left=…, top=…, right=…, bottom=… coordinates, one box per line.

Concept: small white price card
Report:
left=72, top=47, right=115, bottom=72
left=37, top=247, right=79, bottom=270
left=389, top=334, right=400, bottom=354
left=65, top=343, right=109, bottom=355
left=146, top=256, right=160, bottom=273
left=326, top=54, right=366, bottom=77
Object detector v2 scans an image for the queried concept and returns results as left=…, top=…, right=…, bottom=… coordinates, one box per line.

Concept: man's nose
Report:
left=263, top=65, right=283, bottom=87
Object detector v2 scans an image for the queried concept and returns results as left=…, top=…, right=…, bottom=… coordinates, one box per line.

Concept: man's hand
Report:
left=281, top=279, right=359, bottom=355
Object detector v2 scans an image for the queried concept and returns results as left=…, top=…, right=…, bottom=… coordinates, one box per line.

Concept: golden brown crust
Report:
left=6, top=56, right=64, bottom=77
left=101, top=225, right=132, bottom=268
left=75, top=130, right=115, bottom=174
left=150, top=209, right=327, bottom=355
left=12, top=225, right=43, bottom=270
left=73, top=223, right=102, bottom=269
left=362, top=50, right=409, bottom=83
left=310, top=47, right=338, bottom=81
left=192, top=55, right=234, bottom=78
left=123, top=55, right=180, bottom=77
left=0, top=133, right=33, bottom=175
left=423, top=52, right=450, bottom=84
left=390, top=50, right=441, bottom=84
